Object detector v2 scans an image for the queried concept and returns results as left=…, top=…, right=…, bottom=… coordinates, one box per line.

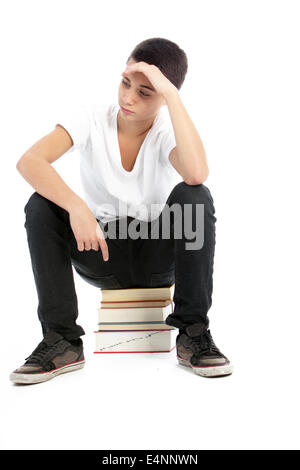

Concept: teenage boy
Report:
left=10, top=37, right=232, bottom=384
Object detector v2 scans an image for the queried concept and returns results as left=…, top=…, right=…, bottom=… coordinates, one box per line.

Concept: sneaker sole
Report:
left=9, top=360, right=85, bottom=384
left=177, top=356, right=233, bottom=377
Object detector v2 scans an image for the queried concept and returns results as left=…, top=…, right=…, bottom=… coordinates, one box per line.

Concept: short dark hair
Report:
left=126, top=37, right=188, bottom=90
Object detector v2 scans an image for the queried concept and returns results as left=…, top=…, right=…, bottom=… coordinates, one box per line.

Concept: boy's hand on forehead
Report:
left=122, top=61, right=177, bottom=98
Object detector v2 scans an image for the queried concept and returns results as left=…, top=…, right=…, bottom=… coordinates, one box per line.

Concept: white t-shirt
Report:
left=56, top=102, right=183, bottom=224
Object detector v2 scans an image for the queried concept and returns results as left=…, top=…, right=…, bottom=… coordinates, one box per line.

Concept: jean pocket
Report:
left=150, top=268, right=175, bottom=288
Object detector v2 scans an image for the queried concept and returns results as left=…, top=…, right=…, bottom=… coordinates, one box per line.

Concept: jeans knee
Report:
left=24, top=192, right=47, bottom=216
left=24, top=192, right=66, bottom=230
left=169, top=181, right=214, bottom=205
left=23, top=192, right=45, bottom=229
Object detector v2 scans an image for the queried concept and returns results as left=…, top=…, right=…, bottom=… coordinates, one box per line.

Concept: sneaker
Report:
left=10, top=331, right=85, bottom=384
left=176, top=322, right=233, bottom=377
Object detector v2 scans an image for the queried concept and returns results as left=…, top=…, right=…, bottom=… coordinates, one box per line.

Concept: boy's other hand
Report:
left=69, top=203, right=109, bottom=261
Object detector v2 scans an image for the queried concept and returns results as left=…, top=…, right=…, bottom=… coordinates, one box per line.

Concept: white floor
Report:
left=2, top=273, right=300, bottom=451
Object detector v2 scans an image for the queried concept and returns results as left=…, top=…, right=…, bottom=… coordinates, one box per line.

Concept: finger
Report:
left=99, top=239, right=109, bottom=262
left=96, top=223, right=107, bottom=242
left=84, top=241, right=92, bottom=251
left=77, top=240, right=84, bottom=252
left=129, top=62, right=148, bottom=73
left=95, top=224, right=109, bottom=261
left=91, top=240, right=99, bottom=251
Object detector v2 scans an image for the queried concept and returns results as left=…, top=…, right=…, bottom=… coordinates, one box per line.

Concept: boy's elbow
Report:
left=16, top=156, right=27, bottom=172
left=16, top=153, right=32, bottom=171
left=201, top=167, right=209, bottom=183
left=16, top=158, right=23, bottom=171
left=184, top=166, right=209, bottom=185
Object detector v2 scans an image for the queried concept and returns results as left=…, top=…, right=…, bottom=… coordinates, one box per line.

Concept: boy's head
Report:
left=126, top=37, right=188, bottom=90
left=118, top=37, right=188, bottom=124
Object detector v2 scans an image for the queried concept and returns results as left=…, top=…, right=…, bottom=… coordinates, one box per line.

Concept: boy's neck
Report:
left=117, top=110, right=158, bottom=138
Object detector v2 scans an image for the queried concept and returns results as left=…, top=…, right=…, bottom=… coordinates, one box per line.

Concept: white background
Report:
left=1, top=0, right=300, bottom=451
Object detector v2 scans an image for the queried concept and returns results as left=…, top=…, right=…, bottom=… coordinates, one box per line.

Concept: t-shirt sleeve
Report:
left=55, top=104, right=91, bottom=152
left=159, top=126, right=177, bottom=167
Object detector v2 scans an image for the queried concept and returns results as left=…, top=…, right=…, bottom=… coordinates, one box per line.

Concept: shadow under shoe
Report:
left=176, top=322, right=233, bottom=377
left=10, top=331, right=85, bottom=385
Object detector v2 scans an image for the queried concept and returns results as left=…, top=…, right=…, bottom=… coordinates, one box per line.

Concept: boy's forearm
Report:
left=16, top=157, right=86, bottom=214
left=163, top=88, right=209, bottom=181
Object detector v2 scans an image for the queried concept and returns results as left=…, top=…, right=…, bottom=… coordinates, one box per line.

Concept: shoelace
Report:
left=192, top=329, right=223, bottom=358
left=25, top=340, right=54, bottom=365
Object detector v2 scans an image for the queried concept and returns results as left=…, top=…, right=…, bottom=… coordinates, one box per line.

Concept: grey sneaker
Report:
left=10, top=331, right=85, bottom=384
left=177, top=322, right=233, bottom=377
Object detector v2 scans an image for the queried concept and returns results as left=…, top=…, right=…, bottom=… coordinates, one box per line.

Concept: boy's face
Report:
left=118, top=58, right=166, bottom=123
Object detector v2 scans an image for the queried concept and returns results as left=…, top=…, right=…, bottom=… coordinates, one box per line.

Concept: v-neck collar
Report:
left=113, top=104, right=160, bottom=176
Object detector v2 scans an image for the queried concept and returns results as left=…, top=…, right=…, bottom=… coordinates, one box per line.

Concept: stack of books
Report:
left=94, top=284, right=177, bottom=354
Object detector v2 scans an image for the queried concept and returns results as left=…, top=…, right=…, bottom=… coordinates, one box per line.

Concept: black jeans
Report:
left=24, top=181, right=217, bottom=341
